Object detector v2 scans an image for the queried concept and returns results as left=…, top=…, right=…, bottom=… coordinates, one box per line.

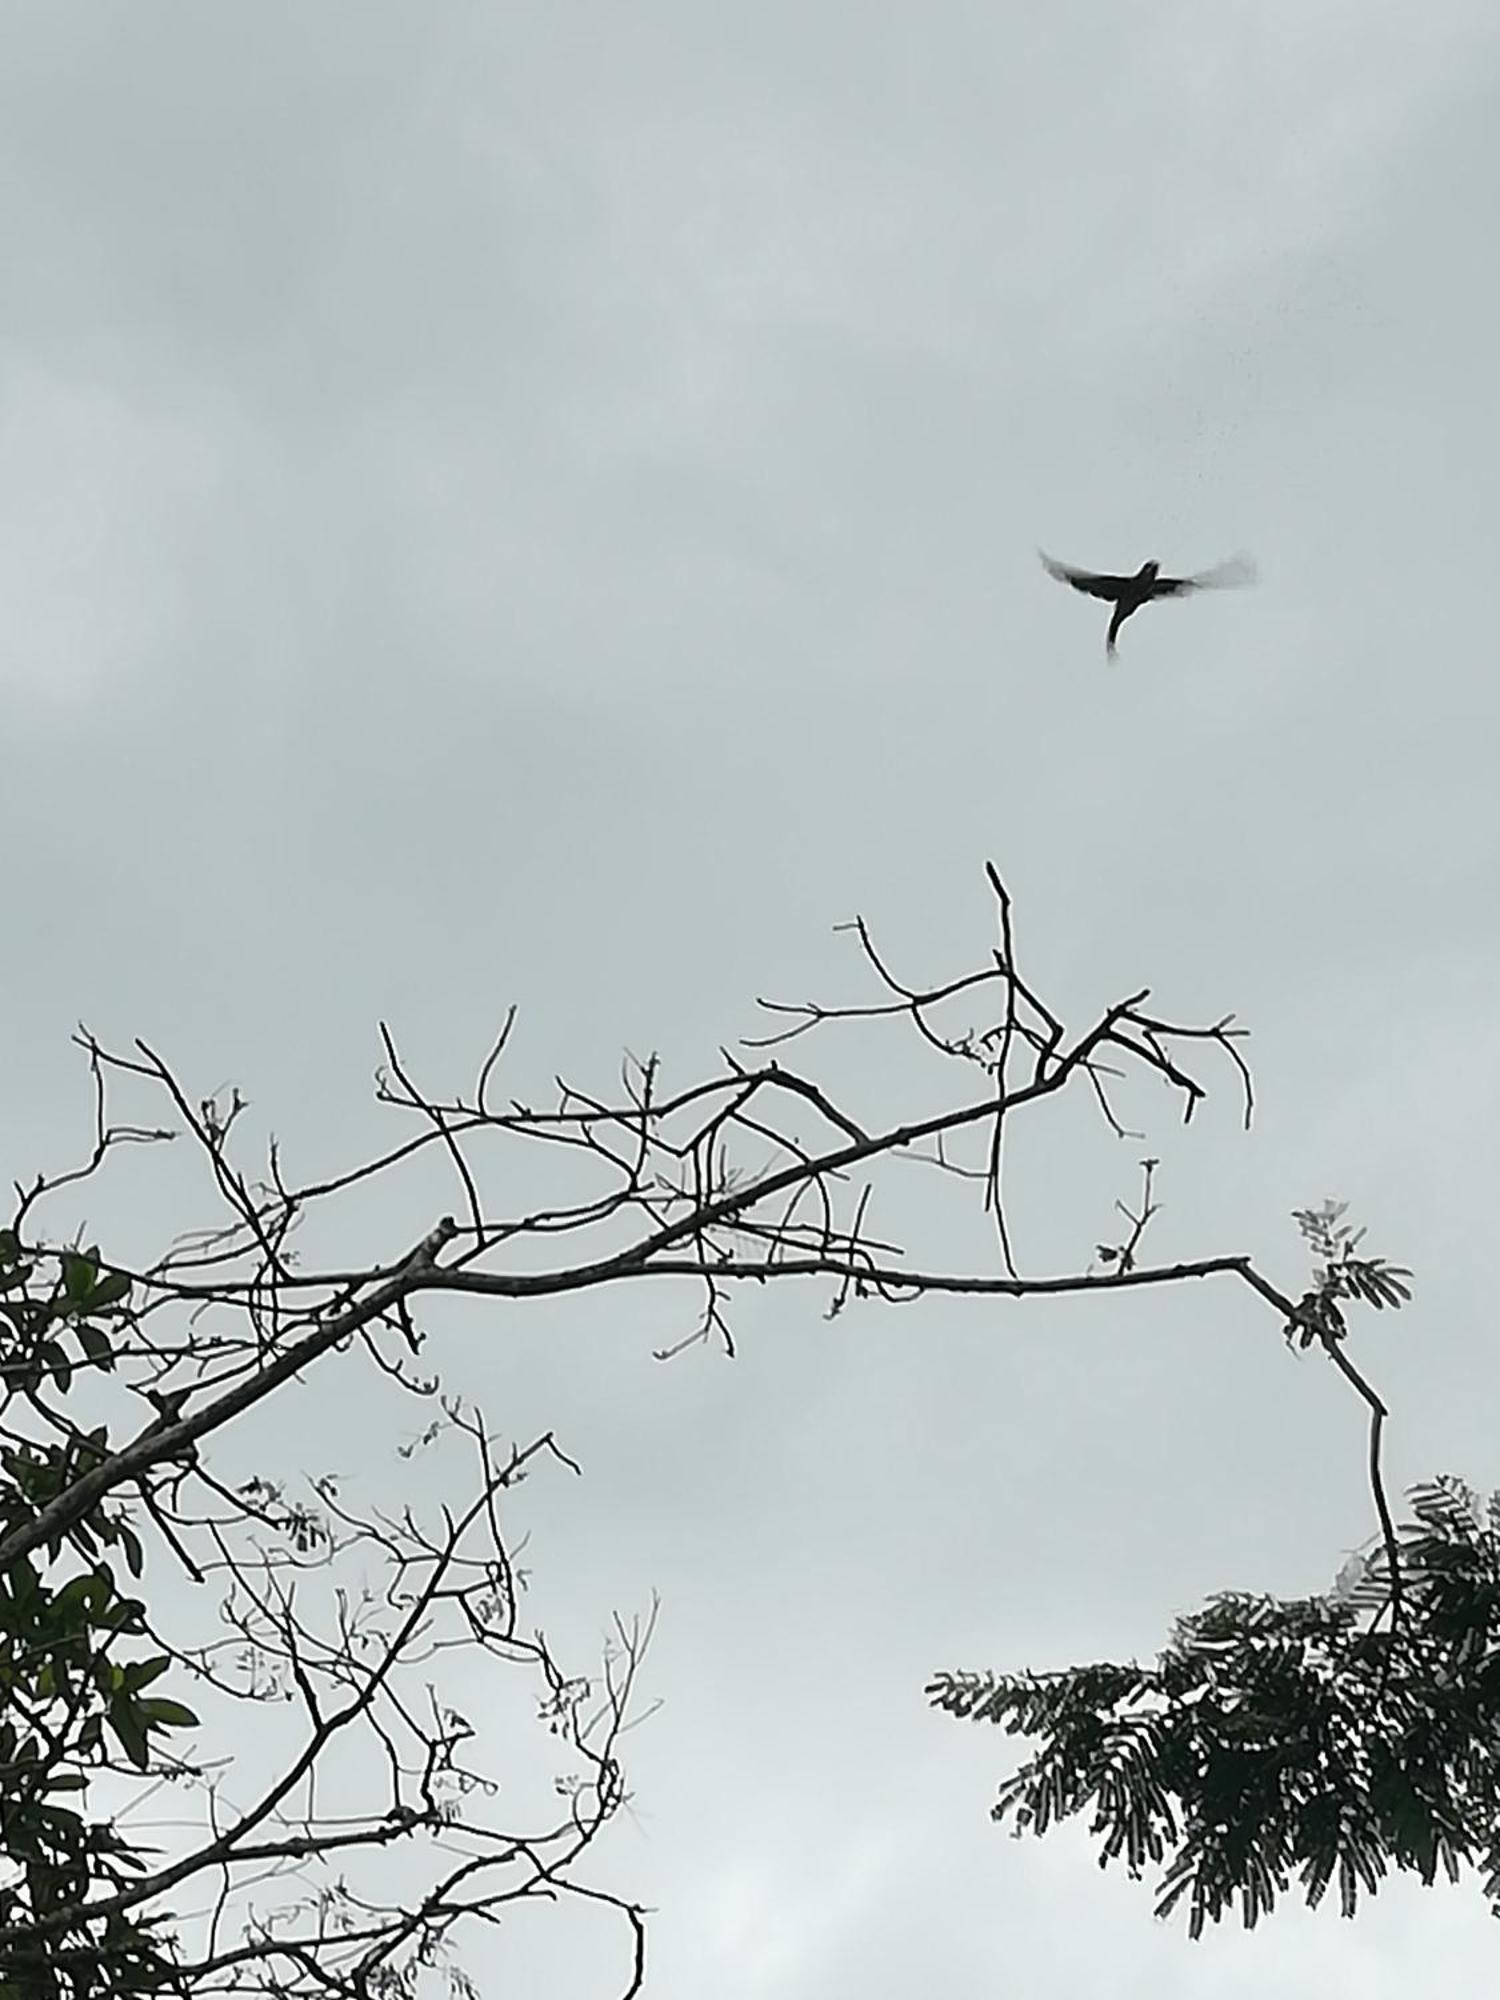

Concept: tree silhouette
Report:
left=926, top=1471, right=1500, bottom=1938
left=0, top=867, right=1430, bottom=1989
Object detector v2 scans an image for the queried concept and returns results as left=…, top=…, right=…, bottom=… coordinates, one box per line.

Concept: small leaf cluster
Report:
left=0, top=1230, right=131, bottom=1399
left=1284, top=1200, right=1412, bottom=1349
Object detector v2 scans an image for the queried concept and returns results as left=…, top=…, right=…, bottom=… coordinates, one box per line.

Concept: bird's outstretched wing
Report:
left=1151, top=554, right=1257, bottom=597
left=1038, top=552, right=1134, bottom=601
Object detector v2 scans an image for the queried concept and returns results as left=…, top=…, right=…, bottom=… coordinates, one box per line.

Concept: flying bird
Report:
left=1039, top=551, right=1255, bottom=656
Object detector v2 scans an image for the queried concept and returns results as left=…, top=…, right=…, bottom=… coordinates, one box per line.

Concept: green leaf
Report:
left=85, top=1271, right=132, bottom=1314
left=75, top=1322, right=116, bottom=1370
left=138, top=1698, right=198, bottom=1731
left=54, top=1570, right=111, bottom=1620
left=107, top=1700, right=150, bottom=1771
left=121, top=1656, right=171, bottom=1694
left=38, top=1340, right=71, bottom=1394
left=60, top=1251, right=97, bottom=1306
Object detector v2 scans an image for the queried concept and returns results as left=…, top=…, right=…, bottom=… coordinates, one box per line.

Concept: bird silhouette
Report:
left=1039, top=551, right=1255, bottom=656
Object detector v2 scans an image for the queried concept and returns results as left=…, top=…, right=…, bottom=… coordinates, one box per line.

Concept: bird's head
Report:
left=1137, top=559, right=1160, bottom=582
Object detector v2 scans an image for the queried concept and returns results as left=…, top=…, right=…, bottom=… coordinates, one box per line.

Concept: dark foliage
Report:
left=930, top=1475, right=1500, bottom=1935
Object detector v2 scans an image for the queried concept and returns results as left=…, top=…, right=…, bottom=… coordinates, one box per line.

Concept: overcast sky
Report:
left=5, top=4, right=1500, bottom=1994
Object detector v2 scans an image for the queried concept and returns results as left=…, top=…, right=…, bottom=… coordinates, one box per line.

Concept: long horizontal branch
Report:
left=419, top=1250, right=1288, bottom=1306
left=0, top=1242, right=1290, bottom=1580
